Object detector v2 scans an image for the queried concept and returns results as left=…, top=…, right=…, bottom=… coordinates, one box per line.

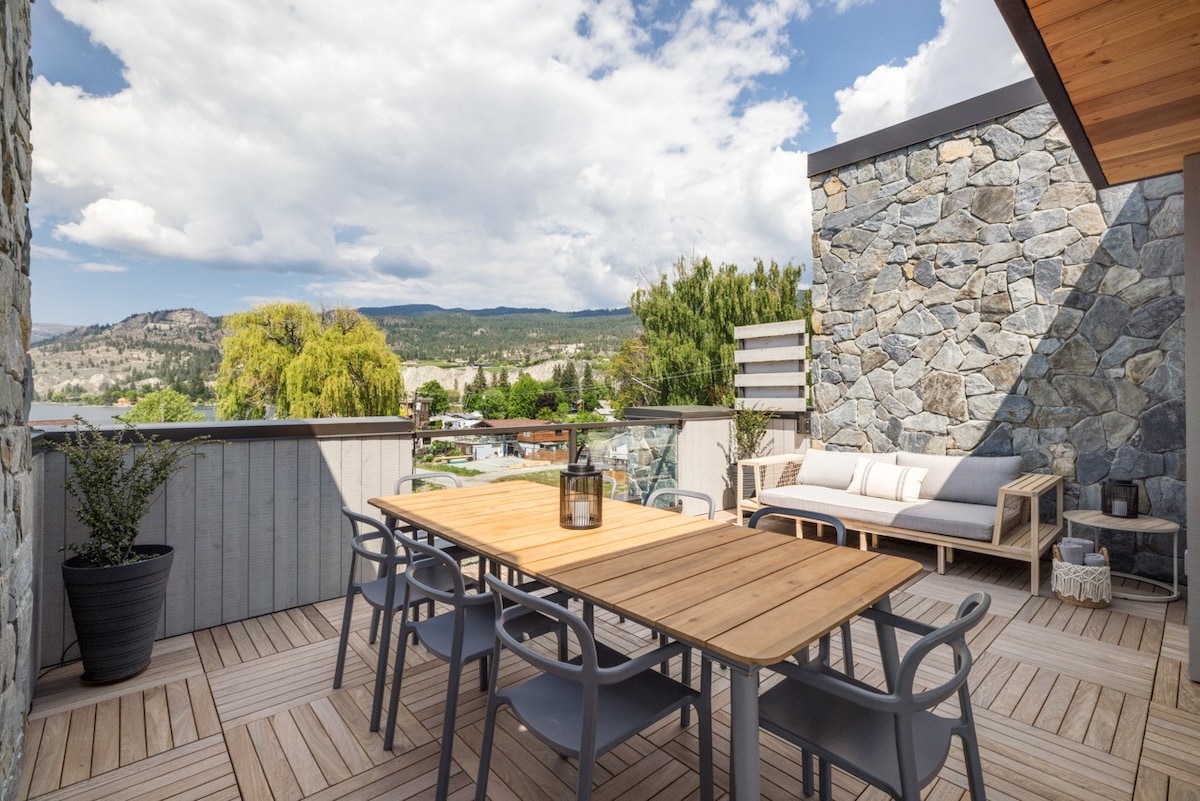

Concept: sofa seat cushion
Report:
left=758, top=484, right=997, bottom=542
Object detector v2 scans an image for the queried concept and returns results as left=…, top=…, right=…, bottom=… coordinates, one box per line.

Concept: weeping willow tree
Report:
left=217, top=303, right=404, bottom=419
left=618, top=255, right=807, bottom=409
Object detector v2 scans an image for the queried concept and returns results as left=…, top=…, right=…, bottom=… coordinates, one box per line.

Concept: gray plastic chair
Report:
left=475, top=574, right=714, bottom=801
left=645, top=487, right=716, bottom=519
left=601, top=473, right=617, bottom=498
left=749, top=505, right=857, bottom=790
left=333, top=507, right=453, bottom=732
left=758, top=592, right=990, bottom=801
left=382, top=529, right=497, bottom=797
left=749, top=506, right=854, bottom=672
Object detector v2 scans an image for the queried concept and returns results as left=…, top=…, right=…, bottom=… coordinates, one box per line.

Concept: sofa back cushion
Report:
left=846, top=458, right=928, bottom=502
left=796, top=450, right=897, bottom=490
left=896, top=452, right=1022, bottom=505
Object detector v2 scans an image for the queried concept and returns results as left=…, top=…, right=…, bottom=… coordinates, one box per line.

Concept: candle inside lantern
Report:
left=573, top=498, right=590, bottom=525
left=1111, top=499, right=1127, bottom=516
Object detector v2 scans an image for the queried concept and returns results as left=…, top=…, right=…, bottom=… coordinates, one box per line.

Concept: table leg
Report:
left=727, top=661, right=760, bottom=801
left=873, top=595, right=900, bottom=692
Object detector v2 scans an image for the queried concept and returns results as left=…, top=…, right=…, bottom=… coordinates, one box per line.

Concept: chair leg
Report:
left=383, top=619, right=411, bottom=750
left=333, top=589, right=356, bottom=689
left=368, top=606, right=394, bottom=733
left=436, top=658, right=464, bottom=801
left=475, top=697, right=500, bottom=801
left=961, top=732, right=988, bottom=800
left=367, top=607, right=381, bottom=644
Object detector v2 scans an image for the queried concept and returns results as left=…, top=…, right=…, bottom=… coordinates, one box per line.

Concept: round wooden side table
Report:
left=1063, top=509, right=1180, bottom=602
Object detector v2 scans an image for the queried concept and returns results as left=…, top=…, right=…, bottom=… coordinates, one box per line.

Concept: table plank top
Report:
left=370, top=480, right=922, bottom=665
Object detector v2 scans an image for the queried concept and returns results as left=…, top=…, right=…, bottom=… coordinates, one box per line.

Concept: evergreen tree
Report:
left=464, top=366, right=489, bottom=412
left=494, top=367, right=510, bottom=390
left=560, top=361, right=580, bottom=404
left=581, top=361, right=600, bottom=411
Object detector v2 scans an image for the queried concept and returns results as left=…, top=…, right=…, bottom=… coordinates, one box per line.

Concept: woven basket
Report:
left=1051, top=545, right=1111, bottom=608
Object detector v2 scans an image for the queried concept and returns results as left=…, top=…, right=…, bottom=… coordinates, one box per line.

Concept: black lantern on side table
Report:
left=560, top=449, right=603, bottom=529
left=1101, top=479, right=1139, bottom=519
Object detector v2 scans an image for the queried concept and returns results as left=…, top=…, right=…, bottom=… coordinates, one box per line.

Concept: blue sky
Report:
left=29, top=0, right=1029, bottom=325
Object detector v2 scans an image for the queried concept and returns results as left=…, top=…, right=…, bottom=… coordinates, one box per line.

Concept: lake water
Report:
left=30, top=403, right=216, bottom=426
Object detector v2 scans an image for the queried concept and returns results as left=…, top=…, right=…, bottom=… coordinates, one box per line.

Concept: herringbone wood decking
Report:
left=18, top=533, right=1198, bottom=801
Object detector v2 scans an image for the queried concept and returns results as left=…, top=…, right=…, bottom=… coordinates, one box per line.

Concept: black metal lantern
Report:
left=1101, top=479, right=1139, bottom=519
left=560, top=449, right=603, bottom=529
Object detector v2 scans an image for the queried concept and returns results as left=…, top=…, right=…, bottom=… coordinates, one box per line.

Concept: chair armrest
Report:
left=766, top=657, right=898, bottom=712
left=858, top=607, right=936, bottom=637
left=596, top=640, right=690, bottom=685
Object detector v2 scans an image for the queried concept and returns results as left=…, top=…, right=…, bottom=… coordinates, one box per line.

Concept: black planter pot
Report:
left=61, top=544, right=174, bottom=684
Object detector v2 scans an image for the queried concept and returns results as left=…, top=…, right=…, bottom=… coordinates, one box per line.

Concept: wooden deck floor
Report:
left=17, top=536, right=1198, bottom=801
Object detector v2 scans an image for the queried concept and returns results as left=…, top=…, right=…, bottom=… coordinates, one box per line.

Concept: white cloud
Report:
left=79, top=262, right=128, bottom=273
left=33, top=0, right=815, bottom=311
left=830, top=0, right=1030, bottom=142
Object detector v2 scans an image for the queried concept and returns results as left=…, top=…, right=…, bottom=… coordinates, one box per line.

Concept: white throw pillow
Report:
left=845, top=457, right=927, bottom=503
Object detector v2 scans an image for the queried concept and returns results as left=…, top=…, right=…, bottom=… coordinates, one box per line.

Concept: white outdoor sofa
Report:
left=758, top=449, right=1064, bottom=595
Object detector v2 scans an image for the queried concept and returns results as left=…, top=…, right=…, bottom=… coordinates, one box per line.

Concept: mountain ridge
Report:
left=31, top=305, right=640, bottom=402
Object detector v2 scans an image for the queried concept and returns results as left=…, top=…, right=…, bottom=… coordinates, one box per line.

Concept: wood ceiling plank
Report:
left=1053, top=30, right=1200, bottom=101
left=1032, top=0, right=1200, bottom=49
left=1042, top=6, right=1200, bottom=67
left=1073, top=68, right=1200, bottom=126
left=1085, top=94, right=1200, bottom=149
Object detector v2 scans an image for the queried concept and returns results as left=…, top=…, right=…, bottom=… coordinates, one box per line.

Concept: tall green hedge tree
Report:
left=617, top=255, right=807, bottom=409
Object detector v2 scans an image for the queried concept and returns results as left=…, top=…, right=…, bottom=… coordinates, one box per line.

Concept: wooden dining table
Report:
left=369, top=480, right=923, bottom=800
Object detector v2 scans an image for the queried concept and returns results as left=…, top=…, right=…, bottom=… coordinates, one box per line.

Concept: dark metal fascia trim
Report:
left=807, top=77, right=1046, bottom=178
left=993, top=0, right=1110, bottom=189
left=32, top=416, right=417, bottom=444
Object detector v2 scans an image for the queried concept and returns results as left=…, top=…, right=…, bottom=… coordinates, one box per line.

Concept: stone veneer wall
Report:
left=0, top=2, right=34, bottom=799
left=809, top=101, right=1184, bottom=582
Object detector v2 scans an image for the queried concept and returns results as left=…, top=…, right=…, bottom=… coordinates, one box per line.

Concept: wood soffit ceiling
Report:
left=997, top=0, right=1200, bottom=188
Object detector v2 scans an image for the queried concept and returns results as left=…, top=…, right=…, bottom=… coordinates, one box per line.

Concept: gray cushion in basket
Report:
left=896, top=452, right=1021, bottom=506
left=795, top=449, right=896, bottom=490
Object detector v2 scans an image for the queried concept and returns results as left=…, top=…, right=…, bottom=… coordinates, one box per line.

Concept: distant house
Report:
left=481, top=418, right=570, bottom=459
left=431, top=412, right=484, bottom=430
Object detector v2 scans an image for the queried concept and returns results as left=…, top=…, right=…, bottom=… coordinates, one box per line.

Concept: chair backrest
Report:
left=891, top=592, right=989, bottom=713
left=394, top=471, right=462, bottom=494
left=384, top=472, right=463, bottom=530
left=645, top=487, right=716, bottom=519
left=393, top=529, right=489, bottom=610
left=749, top=505, right=847, bottom=547
left=485, top=574, right=605, bottom=685
left=342, top=506, right=402, bottom=566
left=601, top=474, right=617, bottom=499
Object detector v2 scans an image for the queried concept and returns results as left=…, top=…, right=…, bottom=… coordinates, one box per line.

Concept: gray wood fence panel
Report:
left=273, top=438, right=299, bottom=611
left=38, top=452, right=66, bottom=668
left=36, top=429, right=421, bottom=668
left=141, top=480, right=168, bottom=640
left=295, top=438, right=322, bottom=606
left=192, top=442, right=225, bottom=630
left=247, top=440, right=276, bottom=618
left=164, top=453, right=199, bottom=636
left=221, top=442, right=250, bottom=623
left=318, top=438, right=345, bottom=600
